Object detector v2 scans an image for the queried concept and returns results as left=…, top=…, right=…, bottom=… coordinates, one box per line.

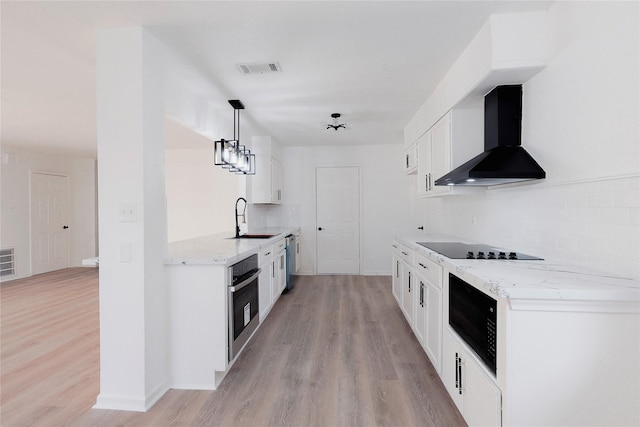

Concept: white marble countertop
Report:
left=165, top=227, right=299, bottom=266
left=395, top=233, right=640, bottom=309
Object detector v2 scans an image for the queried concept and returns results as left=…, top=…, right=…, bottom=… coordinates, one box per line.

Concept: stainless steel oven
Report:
left=228, top=254, right=260, bottom=362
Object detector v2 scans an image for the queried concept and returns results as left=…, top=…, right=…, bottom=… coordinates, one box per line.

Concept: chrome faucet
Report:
left=235, top=197, right=247, bottom=238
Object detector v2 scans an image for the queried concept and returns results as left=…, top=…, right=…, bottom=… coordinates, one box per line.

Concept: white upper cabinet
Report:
left=248, top=136, right=283, bottom=204
left=403, top=143, right=418, bottom=175
left=416, top=130, right=431, bottom=196
left=416, top=109, right=483, bottom=198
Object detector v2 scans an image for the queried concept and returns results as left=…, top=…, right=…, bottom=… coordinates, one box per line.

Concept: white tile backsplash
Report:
left=420, top=175, right=640, bottom=280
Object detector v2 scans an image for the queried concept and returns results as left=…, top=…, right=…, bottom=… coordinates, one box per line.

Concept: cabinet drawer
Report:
left=274, top=239, right=286, bottom=252
left=392, top=241, right=413, bottom=264
left=414, top=253, right=442, bottom=287
left=259, top=246, right=274, bottom=265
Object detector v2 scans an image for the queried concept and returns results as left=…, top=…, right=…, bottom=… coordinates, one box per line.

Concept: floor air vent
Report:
left=237, top=62, right=282, bottom=74
left=0, top=248, right=15, bottom=277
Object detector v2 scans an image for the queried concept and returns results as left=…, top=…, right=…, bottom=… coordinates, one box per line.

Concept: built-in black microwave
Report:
left=449, top=273, right=497, bottom=375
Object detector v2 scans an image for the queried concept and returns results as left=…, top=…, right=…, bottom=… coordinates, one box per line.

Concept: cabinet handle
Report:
left=425, top=174, right=429, bottom=192
left=418, top=262, right=428, bottom=270
left=392, top=244, right=398, bottom=249
left=455, top=353, right=460, bottom=390
left=265, top=251, right=271, bottom=256
left=401, top=251, right=408, bottom=256
left=396, top=260, right=400, bottom=279
left=428, top=173, right=432, bottom=191
left=272, top=262, right=275, bottom=278
left=457, top=354, right=464, bottom=395
left=408, top=271, right=411, bottom=292
left=406, top=154, right=409, bottom=168
left=420, top=282, right=424, bottom=307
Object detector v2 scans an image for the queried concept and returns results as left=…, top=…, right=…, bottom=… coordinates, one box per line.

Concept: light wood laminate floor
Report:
left=1, top=268, right=465, bottom=426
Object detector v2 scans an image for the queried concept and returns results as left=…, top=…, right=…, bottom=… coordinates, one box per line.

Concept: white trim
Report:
left=93, top=380, right=170, bottom=412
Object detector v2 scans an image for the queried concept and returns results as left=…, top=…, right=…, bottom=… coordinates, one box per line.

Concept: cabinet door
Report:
left=414, top=275, right=427, bottom=348
left=251, top=155, right=271, bottom=203
left=443, top=328, right=501, bottom=426
left=430, top=113, right=452, bottom=196
left=404, top=143, right=418, bottom=174
left=402, top=266, right=414, bottom=326
left=443, top=328, right=465, bottom=410
left=464, top=355, right=502, bottom=427
left=424, top=280, right=442, bottom=372
left=258, top=263, right=272, bottom=321
left=416, top=131, right=431, bottom=196
left=271, top=259, right=280, bottom=304
left=295, top=233, right=301, bottom=272
left=278, top=249, right=286, bottom=293
left=391, top=253, right=403, bottom=305
left=271, top=158, right=283, bottom=202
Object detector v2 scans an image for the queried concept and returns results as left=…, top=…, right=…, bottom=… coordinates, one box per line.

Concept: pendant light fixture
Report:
left=326, top=113, right=348, bottom=131
left=214, top=100, right=255, bottom=175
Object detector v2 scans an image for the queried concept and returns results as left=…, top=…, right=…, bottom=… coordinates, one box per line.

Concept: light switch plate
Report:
left=118, top=203, right=137, bottom=222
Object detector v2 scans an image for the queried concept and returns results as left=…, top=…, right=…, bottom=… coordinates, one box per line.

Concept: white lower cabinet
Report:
left=391, top=243, right=444, bottom=375
left=271, top=239, right=286, bottom=304
left=294, top=230, right=301, bottom=272
left=402, top=268, right=414, bottom=325
left=258, top=245, right=275, bottom=321
left=413, top=252, right=443, bottom=373
left=424, top=280, right=442, bottom=371
left=391, top=241, right=412, bottom=310
left=443, top=328, right=502, bottom=427
left=414, top=274, right=427, bottom=346
left=391, top=249, right=403, bottom=305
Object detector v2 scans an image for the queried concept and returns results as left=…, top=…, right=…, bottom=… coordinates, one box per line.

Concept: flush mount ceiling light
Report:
left=326, top=113, right=349, bottom=131
left=214, top=100, right=255, bottom=175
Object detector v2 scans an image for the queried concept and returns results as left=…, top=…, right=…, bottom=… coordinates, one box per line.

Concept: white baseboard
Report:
left=93, top=380, right=170, bottom=412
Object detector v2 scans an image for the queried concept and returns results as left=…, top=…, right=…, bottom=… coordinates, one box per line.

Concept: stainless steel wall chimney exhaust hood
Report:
left=435, top=85, right=545, bottom=187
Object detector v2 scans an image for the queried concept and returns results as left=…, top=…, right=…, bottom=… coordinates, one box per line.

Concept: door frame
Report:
left=314, top=165, right=363, bottom=275
left=30, top=170, right=71, bottom=275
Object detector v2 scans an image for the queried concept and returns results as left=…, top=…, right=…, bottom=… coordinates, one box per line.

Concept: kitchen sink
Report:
left=231, top=234, right=277, bottom=239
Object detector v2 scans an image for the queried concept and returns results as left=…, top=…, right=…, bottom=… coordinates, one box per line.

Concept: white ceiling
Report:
left=1, top=1, right=552, bottom=158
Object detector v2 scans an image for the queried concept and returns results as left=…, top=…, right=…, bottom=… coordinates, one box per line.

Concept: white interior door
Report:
left=316, top=166, right=360, bottom=274
left=31, top=172, right=69, bottom=274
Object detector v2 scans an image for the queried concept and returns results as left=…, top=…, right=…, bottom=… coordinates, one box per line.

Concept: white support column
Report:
left=94, top=27, right=169, bottom=411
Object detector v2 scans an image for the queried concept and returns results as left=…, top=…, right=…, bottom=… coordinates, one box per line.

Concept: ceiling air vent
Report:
left=237, top=62, right=282, bottom=74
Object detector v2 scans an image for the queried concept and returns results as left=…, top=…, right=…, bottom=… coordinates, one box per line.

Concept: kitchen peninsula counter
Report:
left=166, top=227, right=299, bottom=266
left=165, top=226, right=299, bottom=391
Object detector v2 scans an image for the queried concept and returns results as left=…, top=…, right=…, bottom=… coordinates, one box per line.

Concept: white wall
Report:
left=0, top=146, right=97, bottom=280
left=414, top=1, right=639, bottom=280
left=252, top=144, right=410, bottom=275
left=165, top=121, right=242, bottom=242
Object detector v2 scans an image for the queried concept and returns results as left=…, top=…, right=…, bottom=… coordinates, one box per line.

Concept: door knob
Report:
left=318, top=227, right=323, bottom=231
left=63, top=225, right=69, bottom=229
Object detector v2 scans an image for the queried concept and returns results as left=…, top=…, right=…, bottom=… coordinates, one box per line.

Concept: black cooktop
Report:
left=417, top=242, right=543, bottom=260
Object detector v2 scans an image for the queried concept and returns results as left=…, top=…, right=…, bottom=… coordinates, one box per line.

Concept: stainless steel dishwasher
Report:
left=285, top=233, right=296, bottom=290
